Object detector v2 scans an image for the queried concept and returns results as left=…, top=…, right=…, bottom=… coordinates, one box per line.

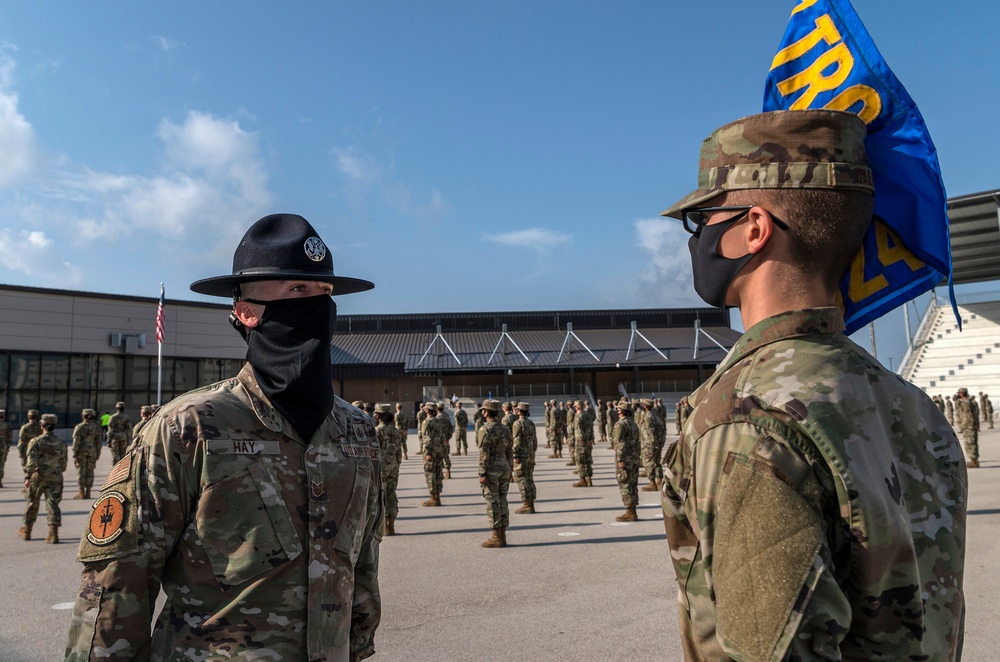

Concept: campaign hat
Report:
left=190, top=213, right=375, bottom=298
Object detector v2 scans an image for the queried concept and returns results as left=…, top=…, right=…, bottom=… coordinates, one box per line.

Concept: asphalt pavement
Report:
left=0, top=426, right=997, bottom=660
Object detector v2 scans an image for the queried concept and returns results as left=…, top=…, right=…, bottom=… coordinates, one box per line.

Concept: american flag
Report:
left=155, top=284, right=165, bottom=344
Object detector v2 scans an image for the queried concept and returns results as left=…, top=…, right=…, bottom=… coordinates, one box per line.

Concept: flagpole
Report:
left=157, top=283, right=164, bottom=406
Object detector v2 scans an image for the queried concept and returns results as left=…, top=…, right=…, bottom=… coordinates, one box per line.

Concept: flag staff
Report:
left=156, top=283, right=165, bottom=405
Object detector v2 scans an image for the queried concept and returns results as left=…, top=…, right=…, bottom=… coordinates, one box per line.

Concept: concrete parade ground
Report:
left=1, top=426, right=997, bottom=660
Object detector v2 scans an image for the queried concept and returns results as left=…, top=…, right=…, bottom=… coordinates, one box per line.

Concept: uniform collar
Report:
left=237, top=363, right=347, bottom=444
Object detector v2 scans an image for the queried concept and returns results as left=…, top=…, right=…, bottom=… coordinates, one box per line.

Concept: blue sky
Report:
left=0, top=1, right=997, bottom=371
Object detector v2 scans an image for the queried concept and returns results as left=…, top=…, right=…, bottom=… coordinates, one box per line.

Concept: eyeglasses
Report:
left=680, top=205, right=790, bottom=236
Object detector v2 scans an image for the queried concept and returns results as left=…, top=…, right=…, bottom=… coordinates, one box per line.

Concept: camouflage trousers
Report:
left=76, top=454, right=98, bottom=489
left=574, top=443, right=593, bottom=479
left=398, top=432, right=408, bottom=456
left=567, top=432, right=576, bottom=458
left=0, top=442, right=8, bottom=482
left=641, top=439, right=665, bottom=484
left=482, top=472, right=511, bottom=529
left=961, top=428, right=979, bottom=461
left=550, top=427, right=563, bottom=453
left=423, top=456, right=444, bottom=497
left=513, top=459, right=535, bottom=502
left=454, top=428, right=468, bottom=453
left=605, top=423, right=614, bottom=442
left=25, top=477, right=63, bottom=526
left=442, top=449, right=451, bottom=469
left=599, top=423, right=607, bottom=442
left=109, top=438, right=129, bottom=464
left=615, top=462, right=639, bottom=510
left=383, top=471, right=399, bottom=521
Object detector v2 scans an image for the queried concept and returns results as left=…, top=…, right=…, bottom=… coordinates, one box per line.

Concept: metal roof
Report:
left=948, top=189, right=1000, bottom=285
left=331, top=324, right=741, bottom=372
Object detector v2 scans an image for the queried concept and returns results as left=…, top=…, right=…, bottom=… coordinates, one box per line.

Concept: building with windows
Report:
left=0, top=283, right=739, bottom=432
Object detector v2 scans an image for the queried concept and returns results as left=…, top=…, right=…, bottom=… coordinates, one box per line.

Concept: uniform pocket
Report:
left=197, top=460, right=302, bottom=587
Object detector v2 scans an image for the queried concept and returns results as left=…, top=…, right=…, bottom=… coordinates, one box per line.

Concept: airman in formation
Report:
left=638, top=398, right=666, bottom=492
left=420, top=402, right=447, bottom=506
left=0, top=409, right=10, bottom=488
left=511, top=402, right=538, bottom=514
left=71, top=409, right=102, bottom=499
left=105, top=401, right=133, bottom=464
left=477, top=399, right=513, bottom=548
left=19, top=413, right=67, bottom=543
left=395, top=403, right=410, bottom=459
left=453, top=402, right=469, bottom=455
left=954, top=387, right=980, bottom=468
left=611, top=400, right=640, bottom=522
left=17, top=409, right=43, bottom=487
left=375, top=404, right=404, bottom=535
left=572, top=400, right=595, bottom=488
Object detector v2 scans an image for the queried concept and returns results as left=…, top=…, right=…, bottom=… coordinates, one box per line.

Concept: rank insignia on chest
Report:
left=311, top=479, right=327, bottom=500
left=88, top=491, right=127, bottom=545
left=352, top=422, right=368, bottom=442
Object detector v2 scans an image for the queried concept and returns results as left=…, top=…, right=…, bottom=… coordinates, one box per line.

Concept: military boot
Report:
left=18, top=523, right=32, bottom=540
left=585, top=477, right=592, bottom=487
left=402, top=452, right=408, bottom=460
left=641, top=481, right=658, bottom=492
left=967, top=459, right=980, bottom=469
left=74, top=488, right=86, bottom=499
left=422, top=494, right=441, bottom=507
left=548, top=452, right=558, bottom=459
left=572, top=478, right=588, bottom=487
left=500, top=527, right=508, bottom=546
left=384, top=519, right=395, bottom=536
left=446, top=468, right=452, bottom=479
left=85, top=487, right=92, bottom=499
left=615, top=508, right=638, bottom=522
left=481, top=529, right=504, bottom=548
left=565, top=460, right=575, bottom=467
left=45, top=524, right=59, bottom=544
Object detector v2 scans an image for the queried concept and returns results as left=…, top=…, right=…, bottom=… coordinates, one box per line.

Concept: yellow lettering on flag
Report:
left=825, top=84, right=882, bottom=124
left=791, top=0, right=821, bottom=15
left=875, top=221, right=924, bottom=271
left=847, top=220, right=926, bottom=304
left=771, top=15, right=841, bottom=70
left=777, top=42, right=855, bottom=110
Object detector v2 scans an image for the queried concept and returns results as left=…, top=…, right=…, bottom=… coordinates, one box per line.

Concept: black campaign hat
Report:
left=190, top=213, right=375, bottom=297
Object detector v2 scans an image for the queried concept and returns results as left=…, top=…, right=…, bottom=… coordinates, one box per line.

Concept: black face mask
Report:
left=687, top=213, right=756, bottom=308
left=243, top=294, right=337, bottom=440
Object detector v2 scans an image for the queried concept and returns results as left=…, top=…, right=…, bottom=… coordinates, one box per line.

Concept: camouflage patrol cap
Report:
left=190, top=213, right=375, bottom=298
left=661, top=109, right=874, bottom=219
left=82, top=408, right=96, bottom=417
left=616, top=400, right=633, bottom=413
left=424, top=402, right=438, bottom=412
left=27, top=409, right=38, bottom=418
left=41, top=413, right=58, bottom=425
left=516, top=402, right=530, bottom=412
left=640, top=398, right=654, bottom=407
left=957, top=388, right=969, bottom=396
left=374, top=404, right=390, bottom=414
left=352, top=400, right=364, bottom=408
left=480, top=399, right=501, bottom=413
left=140, top=406, right=152, bottom=416
left=115, top=401, right=125, bottom=408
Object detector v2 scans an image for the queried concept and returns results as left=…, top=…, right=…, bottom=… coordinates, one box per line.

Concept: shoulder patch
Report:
left=87, top=491, right=128, bottom=545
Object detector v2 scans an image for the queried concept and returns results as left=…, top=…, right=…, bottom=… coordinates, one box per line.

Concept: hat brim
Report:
left=190, top=272, right=375, bottom=297
left=660, top=188, right=727, bottom=220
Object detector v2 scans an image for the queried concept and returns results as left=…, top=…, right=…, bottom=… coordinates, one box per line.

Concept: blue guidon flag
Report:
left=763, top=0, right=959, bottom=335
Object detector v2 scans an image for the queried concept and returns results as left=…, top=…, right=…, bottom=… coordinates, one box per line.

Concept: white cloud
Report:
left=332, top=144, right=449, bottom=222
left=634, top=218, right=702, bottom=306
left=0, top=227, right=81, bottom=285
left=333, top=147, right=379, bottom=184
left=151, top=36, right=184, bottom=53
left=488, top=228, right=572, bottom=249
left=0, top=49, right=40, bottom=186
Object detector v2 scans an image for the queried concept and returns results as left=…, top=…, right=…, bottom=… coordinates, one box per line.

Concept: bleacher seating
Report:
left=903, top=299, right=1000, bottom=397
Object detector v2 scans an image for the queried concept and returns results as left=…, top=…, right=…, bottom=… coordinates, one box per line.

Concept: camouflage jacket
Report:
left=375, top=422, right=402, bottom=479
left=0, top=420, right=11, bottom=446
left=501, top=412, right=516, bottom=433
left=574, top=409, right=595, bottom=443
left=511, top=417, right=537, bottom=463
left=552, top=408, right=566, bottom=433
left=66, top=363, right=383, bottom=662
left=661, top=308, right=966, bottom=661
left=454, top=408, right=468, bottom=430
left=644, top=411, right=665, bottom=446
left=544, top=407, right=553, bottom=430
left=477, top=420, right=513, bottom=477
left=984, top=396, right=994, bottom=417
left=72, top=421, right=103, bottom=461
left=420, top=416, right=447, bottom=457
left=436, top=412, right=454, bottom=440
left=611, top=416, right=639, bottom=466
left=25, top=431, right=67, bottom=482
left=18, top=420, right=43, bottom=461
left=565, top=409, right=576, bottom=441
left=394, top=411, right=408, bottom=432
left=106, top=411, right=133, bottom=443
left=954, top=398, right=979, bottom=431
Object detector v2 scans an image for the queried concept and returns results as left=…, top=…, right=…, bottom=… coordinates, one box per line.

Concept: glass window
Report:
left=173, top=359, right=197, bottom=393
left=10, top=353, right=40, bottom=390
left=69, top=356, right=97, bottom=390
left=96, top=355, right=121, bottom=391
left=41, top=354, right=71, bottom=390
left=125, top=356, right=153, bottom=391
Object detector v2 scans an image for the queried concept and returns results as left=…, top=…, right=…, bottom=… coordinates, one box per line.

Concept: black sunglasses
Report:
left=681, top=205, right=790, bottom=236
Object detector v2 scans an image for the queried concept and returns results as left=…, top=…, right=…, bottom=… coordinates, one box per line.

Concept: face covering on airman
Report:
left=687, top=214, right=756, bottom=308
left=243, top=294, right=337, bottom=440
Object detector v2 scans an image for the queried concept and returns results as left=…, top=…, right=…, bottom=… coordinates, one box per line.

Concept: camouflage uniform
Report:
left=436, top=408, right=453, bottom=472
left=564, top=403, right=577, bottom=463
left=954, top=390, right=980, bottom=467
left=375, top=410, right=403, bottom=534
left=511, top=405, right=537, bottom=510
left=572, top=404, right=595, bottom=486
left=394, top=405, right=409, bottom=459
left=420, top=405, right=447, bottom=503
left=477, top=403, right=513, bottom=540
left=543, top=401, right=553, bottom=448
left=66, top=364, right=383, bottom=661
left=640, top=402, right=666, bottom=489
left=553, top=404, right=567, bottom=455
left=945, top=396, right=954, bottom=425
left=71, top=410, right=103, bottom=499
left=985, top=394, right=994, bottom=429
left=18, top=411, right=43, bottom=477
left=453, top=405, right=469, bottom=455
left=605, top=402, right=617, bottom=442
left=611, top=403, right=640, bottom=519
left=106, top=404, right=133, bottom=464
left=662, top=309, right=966, bottom=660
left=22, top=415, right=67, bottom=540
left=0, top=410, right=11, bottom=487
left=501, top=403, right=517, bottom=433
